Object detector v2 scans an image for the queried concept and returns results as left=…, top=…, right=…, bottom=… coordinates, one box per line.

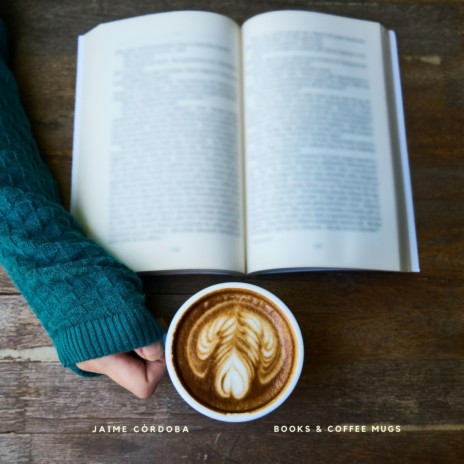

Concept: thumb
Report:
left=134, top=340, right=164, bottom=361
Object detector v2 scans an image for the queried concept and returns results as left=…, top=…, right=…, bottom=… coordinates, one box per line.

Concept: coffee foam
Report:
left=172, top=289, right=296, bottom=414
left=190, top=304, right=283, bottom=400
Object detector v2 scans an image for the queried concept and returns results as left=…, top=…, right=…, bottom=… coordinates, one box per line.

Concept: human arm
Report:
left=0, top=20, right=165, bottom=394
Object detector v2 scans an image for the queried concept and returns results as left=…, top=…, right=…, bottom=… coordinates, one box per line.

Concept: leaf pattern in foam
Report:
left=189, top=305, right=283, bottom=400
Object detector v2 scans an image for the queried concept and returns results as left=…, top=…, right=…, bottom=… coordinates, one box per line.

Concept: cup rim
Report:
left=165, top=282, right=304, bottom=422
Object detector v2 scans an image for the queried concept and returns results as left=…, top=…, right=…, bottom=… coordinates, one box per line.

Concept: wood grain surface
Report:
left=0, top=1, right=463, bottom=463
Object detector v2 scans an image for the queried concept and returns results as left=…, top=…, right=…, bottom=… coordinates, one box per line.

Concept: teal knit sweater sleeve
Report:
left=0, top=22, right=163, bottom=376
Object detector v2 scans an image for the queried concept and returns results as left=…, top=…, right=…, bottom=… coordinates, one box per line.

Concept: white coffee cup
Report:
left=165, top=282, right=304, bottom=422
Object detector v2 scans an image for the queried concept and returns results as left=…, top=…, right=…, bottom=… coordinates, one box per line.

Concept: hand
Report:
left=76, top=341, right=166, bottom=399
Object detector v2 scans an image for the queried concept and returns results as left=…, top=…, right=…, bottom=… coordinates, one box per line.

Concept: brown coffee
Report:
left=171, top=288, right=297, bottom=414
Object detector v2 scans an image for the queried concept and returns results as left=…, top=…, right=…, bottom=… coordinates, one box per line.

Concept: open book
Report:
left=71, top=10, right=419, bottom=274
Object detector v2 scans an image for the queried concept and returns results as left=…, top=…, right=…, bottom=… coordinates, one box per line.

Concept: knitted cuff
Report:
left=54, top=306, right=164, bottom=377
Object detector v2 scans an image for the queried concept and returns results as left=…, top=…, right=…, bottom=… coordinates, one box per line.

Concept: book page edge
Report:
left=388, top=30, right=420, bottom=272
left=70, top=34, right=85, bottom=216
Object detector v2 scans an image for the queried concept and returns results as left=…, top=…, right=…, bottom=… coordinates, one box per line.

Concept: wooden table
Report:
left=1, top=1, right=463, bottom=462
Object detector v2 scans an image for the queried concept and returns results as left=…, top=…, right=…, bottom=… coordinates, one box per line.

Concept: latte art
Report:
left=189, top=305, right=283, bottom=400
left=172, top=288, right=297, bottom=414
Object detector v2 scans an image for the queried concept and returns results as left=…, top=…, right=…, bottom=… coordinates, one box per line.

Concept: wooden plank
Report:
left=1, top=281, right=463, bottom=361
left=141, top=263, right=464, bottom=292
left=19, top=360, right=464, bottom=433
left=0, top=363, right=25, bottom=433
left=147, top=282, right=464, bottom=362
left=0, top=430, right=462, bottom=464
left=1, top=1, right=462, bottom=50
left=0, top=431, right=452, bottom=464
left=0, top=296, right=52, bottom=350
left=0, top=268, right=17, bottom=294
left=0, top=434, right=30, bottom=463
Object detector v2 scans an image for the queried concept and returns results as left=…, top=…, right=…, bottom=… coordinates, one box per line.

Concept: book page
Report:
left=242, top=11, right=404, bottom=273
left=72, top=11, right=244, bottom=272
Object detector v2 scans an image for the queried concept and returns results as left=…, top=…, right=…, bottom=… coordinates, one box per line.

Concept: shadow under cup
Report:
left=165, top=283, right=304, bottom=422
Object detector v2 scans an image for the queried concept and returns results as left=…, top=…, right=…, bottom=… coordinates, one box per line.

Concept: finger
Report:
left=104, top=353, right=166, bottom=399
left=134, top=340, right=164, bottom=361
left=78, top=352, right=166, bottom=399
